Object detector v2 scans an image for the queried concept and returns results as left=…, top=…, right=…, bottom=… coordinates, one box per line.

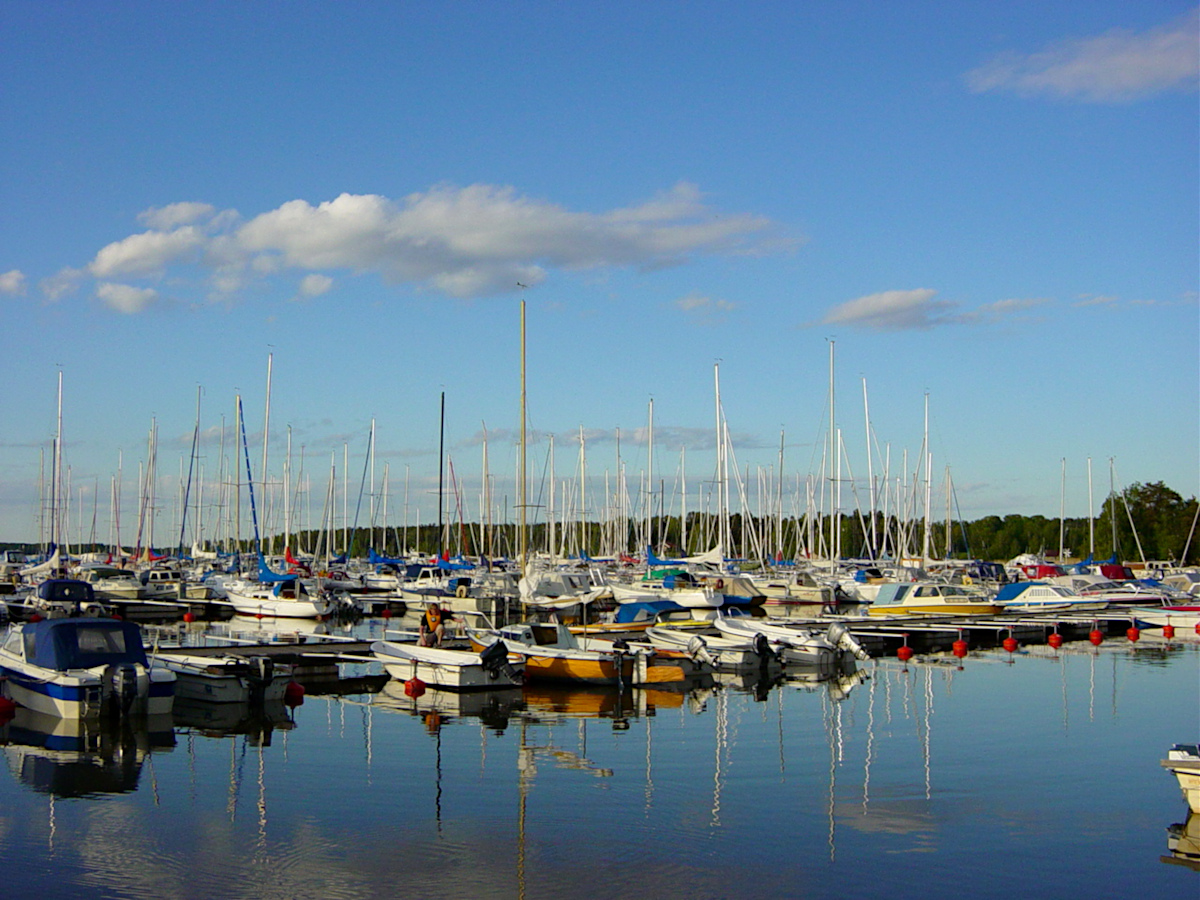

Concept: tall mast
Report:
left=1058, top=458, right=1066, bottom=563
left=646, top=401, right=656, bottom=554
left=1087, top=456, right=1094, bottom=557
left=519, top=298, right=528, bottom=579
left=261, top=351, right=272, bottom=544
left=438, top=392, right=446, bottom=560
left=863, top=377, right=876, bottom=558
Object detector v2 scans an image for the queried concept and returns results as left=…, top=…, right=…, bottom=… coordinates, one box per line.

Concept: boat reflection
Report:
left=373, top=679, right=525, bottom=733
left=0, top=707, right=175, bottom=797
left=172, top=696, right=296, bottom=743
left=1162, top=812, right=1200, bottom=871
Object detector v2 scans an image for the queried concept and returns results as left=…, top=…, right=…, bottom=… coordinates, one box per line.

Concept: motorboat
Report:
left=994, top=582, right=1109, bottom=613
left=644, top=625, right=780, bottom=671
left=1162, top=743, right=1200, bottom=813
left=867, top=582, right=1002, bottom=617
left=17, top=578, right=109, bottom=619
left=157, top=652, right=293, bottom=704
left=713, top=613, right=869, bottom=666
left=0, top=617, right=176, bottom=718
left=371, top=639, right=524, bottom=690
left=469, top=620, right=692, bottom=686
left=1131, top=604, right=1200, bottom=631
left=74, top=565, right=143, bottom=601
left=224, top=578, right=331, bottom=618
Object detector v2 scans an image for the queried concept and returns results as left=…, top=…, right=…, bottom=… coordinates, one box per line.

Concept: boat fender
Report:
left=455, top=585, right=469, bottom=599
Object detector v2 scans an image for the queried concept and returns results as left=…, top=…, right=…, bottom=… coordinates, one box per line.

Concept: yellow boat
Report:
left=866, top=582, right=1003, bottom=617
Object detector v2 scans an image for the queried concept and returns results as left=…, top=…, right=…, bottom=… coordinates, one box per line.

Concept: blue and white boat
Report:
left=0, top=617, right=175, bottom=719
left=994, top=582, right=1108, bottom=613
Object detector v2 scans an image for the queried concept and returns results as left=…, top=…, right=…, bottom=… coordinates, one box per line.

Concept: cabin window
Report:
left=77, top=628, right=127, bottom=655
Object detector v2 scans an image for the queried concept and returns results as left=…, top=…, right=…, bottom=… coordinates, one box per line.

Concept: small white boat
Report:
left=1162, top=743, right=1200, bottom=813
left=645, top=625, right=779, bottom=671
left=994, top=582, right=1108, bottom=613
left=371, top=639, right=523, bottom=691
left=1132, top=605, right=1200, bottom=630
left=0, top=617, right=176, bottom=718
left=225, top=579, right=331, bottom=618
left=713, top=614, right=869, bottom=666
left=158, top=653, right=293, bottom=704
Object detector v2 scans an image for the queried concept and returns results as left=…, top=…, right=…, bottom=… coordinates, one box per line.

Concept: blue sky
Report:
left=1, top=2, right=1196, bottom=547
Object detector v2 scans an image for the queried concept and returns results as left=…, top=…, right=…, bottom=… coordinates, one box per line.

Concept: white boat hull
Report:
left=372, top=641, right=523, bottom=691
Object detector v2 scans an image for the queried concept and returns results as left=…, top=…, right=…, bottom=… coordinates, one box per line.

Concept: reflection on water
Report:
left=1, top=708, right=175, bottom=798
left=0, top=643, right=1195, bottom=899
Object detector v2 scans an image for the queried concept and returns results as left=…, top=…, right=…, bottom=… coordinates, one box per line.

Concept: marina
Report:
left=0, top=606, right=1196, bottom=898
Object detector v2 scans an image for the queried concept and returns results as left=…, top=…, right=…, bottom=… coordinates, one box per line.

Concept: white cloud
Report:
left=966, top=9, right=1200, bottom=102
left=137, top=202, right=216, bottom=230
left=0, top=270, right=25, bottom=295
left=96, top=282, right=159, bottom=314
left=39, top=267, right=84, bottom=303
left=90, top=226, right=206, bottom=278
left=821, top=289, right=954, bottom=331
left=45, top=183, right=780, bottom=310
left=1073, top=294, right=1119, bottom=307
left=296, top=273, right=333, bottom=299
left=673, top=292, right=737, bottom=322
left=819, top=291, right=1054, bottom=331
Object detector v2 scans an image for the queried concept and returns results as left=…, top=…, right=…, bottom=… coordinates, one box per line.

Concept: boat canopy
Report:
left=36, top=579, right=97, bottom=605
left=21, top=618, right=148, bottom=671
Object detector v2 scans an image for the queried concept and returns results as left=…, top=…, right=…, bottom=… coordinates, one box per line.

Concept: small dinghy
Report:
left=371, top=639, right=524, bottom=691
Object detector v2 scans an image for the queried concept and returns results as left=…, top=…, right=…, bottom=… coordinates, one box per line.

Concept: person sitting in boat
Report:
left=418, top=602, right=454, bottom=647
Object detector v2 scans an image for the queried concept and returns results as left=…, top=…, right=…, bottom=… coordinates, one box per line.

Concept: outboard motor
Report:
left=752, top=631, right=781, bottom=666
left=826, top=622, right=870, bottom=661
left=479, top=639, right=517, bottom=682
left=247, top=656, right=275, bottom=704
left=109, top=663, right=141, bottom=715
left=686, top=635, right=716, bottom=668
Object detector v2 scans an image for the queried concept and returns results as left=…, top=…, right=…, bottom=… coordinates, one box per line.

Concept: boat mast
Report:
left=438, top=392, right=445, bottom=560
left=827, top=341, right=835, bottom=575
left=1087, top=456, right=1094, bottom=558
left=519, top=297, right=528, bottom=581
left=262, top=351, right=272, bottom=551
left=863, top=377, right=876, bottom=559
left=1058, top=457, right=1066, bottom=564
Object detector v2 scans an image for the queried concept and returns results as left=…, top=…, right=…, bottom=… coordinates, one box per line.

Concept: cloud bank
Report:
left=43, top=183, right=779, bottom=312
left=966, top=9, right=1199, bottom=102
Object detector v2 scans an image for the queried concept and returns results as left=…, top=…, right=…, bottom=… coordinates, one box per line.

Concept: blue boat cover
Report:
left=23, top=618, right=148, bottom=672
left=36, top=579, right=96, bottom=604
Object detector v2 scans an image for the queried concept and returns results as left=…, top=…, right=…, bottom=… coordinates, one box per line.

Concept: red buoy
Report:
left=897, top=645, right=914, bottom=662
left=0, top=696, right=17, bottom=718
left=381, top=607, right=392, bottom=619
left=952, top=639, right=968, bottom=659
left=1126, top=626, right=1140, bottom=643
left=28, top=613, right=42, bottom=623
left=1088, top=629, right=1103, bottom=646
left=284, top=681, right=305, bottom=707
left=182, top=611, right=196, bottom=624
left=1048, top=633, right=1064, bottom=649
left=405, top=677, right=427, bottom=698
left=111, top=613, right=122, bottom=620
left=1163, top=624, right=1176, bottom=639
left=1002, top=636, right=1018, bottom=653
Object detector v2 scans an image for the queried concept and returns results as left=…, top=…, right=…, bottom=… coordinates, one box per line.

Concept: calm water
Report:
left=1, top=633, right=1196, bottom=900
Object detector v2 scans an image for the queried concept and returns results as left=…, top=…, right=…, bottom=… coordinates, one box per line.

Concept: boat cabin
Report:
left=3, top=617, right=149, bottom=672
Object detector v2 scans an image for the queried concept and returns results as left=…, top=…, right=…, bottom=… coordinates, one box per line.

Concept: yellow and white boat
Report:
left=866, top=582, right=1002, bottom=617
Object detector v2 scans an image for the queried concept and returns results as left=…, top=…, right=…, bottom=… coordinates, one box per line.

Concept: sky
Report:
left=1, top=2, right=1197, bottom=547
